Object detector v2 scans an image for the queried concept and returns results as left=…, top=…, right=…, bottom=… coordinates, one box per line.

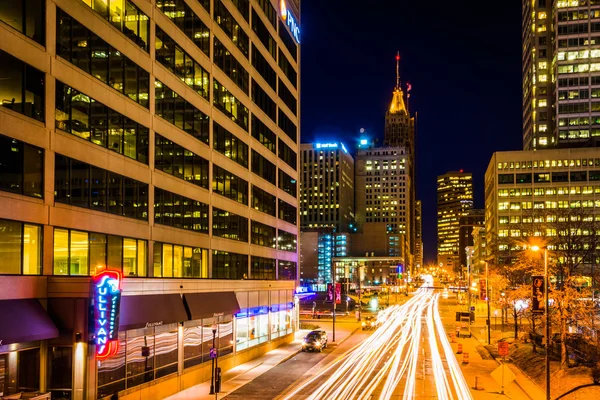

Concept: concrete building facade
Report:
left=458, top=209, right=484, bottom=270
left=414, top=199, right=423, bottom=269
left=0, top=0, right=300, bottom=399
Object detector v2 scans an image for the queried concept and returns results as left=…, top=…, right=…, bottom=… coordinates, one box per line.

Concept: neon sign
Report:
left=315, top=143, right=338, bottom=149
left=280, top=0, right=300, bottom=44
left=93, top=270, right=122, bottom=359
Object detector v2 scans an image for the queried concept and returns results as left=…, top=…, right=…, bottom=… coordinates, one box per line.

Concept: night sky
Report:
left=300, top=1, right=524, bottom=263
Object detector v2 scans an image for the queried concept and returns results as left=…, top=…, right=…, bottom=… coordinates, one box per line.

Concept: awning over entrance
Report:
left=0, top=299, right=59, bottom=345
left=183, top=292, right=240, bottom=320
left=119, top=294, right=188, bottom=330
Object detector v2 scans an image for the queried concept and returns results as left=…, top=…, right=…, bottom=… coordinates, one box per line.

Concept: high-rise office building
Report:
left=522, top=0, right=600, bottom=149
left=458, top=209, right=484, bottom=269
left=437, top=171, right=473, bottom=271
left=299, top=142, right=355, bottom=232
left=0, top=0, right=300, bottom=398
left=414, top=200, right=423, bottom=269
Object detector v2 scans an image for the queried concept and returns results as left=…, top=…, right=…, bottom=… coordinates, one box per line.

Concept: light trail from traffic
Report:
left=281, top=278, right=474, bottom=400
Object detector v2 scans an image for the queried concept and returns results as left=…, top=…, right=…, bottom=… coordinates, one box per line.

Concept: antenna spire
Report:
left=395, top=52, right=400, bottom=89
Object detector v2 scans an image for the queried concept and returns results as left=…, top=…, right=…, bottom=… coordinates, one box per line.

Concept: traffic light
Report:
left=479, top=278, right=487, bottom=300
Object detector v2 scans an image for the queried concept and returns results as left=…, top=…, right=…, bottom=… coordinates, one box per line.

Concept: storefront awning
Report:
left=0, top=299, right=59, bottom=345
left=183, top=292, right=240, bottom=320
left=119, top=294, right=188, bottom=330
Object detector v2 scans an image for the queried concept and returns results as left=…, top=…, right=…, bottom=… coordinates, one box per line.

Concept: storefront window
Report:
left=236, top=317, right=249, bottom=351
left=125, top=327, right=155, bottom=389
left=0, top=219, right=41, bottom=275
left=97, top=331, right=126, bottom=398
left=0, top=347, right=41, bottom=396
left=47, top=346, right=72, bottom=399
left=183, top=323, right=204, bottom=369
left=218, top=317, right=233, bottom=356
left=154, top=325, right=178, bottom=379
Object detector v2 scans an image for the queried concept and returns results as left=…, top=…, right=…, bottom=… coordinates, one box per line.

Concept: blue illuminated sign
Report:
left=360, top=139, right=368, bottom=145
left=315, top=143, right=338, bottom=149
left=280, top=0, right=300, bottom=43
left=341, top=143, right=348, bottom=154
left=93, top=270, right=122, bottom=359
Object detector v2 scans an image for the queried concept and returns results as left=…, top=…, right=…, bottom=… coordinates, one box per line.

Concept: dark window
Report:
left=0, top=0, right=45, bottom=45
left=498, top=174, right=513, bottom=185
left=277, top=230, right=297, bottom=252
left=251, top=150, right=276, bottom=185
left=56, top=9, right=149, bottom=107
left=251, top=45, right=276, bottom=90
left=256, top=0, right=276, bottom=28
left=278, top=79, right=296, bottom=115
left=154, top=187, right=209, bottom=233
left=252, top=9, right=276, bottom=60
left=0, top=134, right=43, bottom=198
left=534, top=173, right=550, bottom=183
left=278, top=109, right=297, bottom=143
left=55, top=154, right=148, bottom=220
left=214, top=38, right=249, bottom=94
left=250, top=256, right=275, bottom=279
left=278, top=20, right=297, bottom=61
left=212, top=165, right=249, bottom=205
left=589, top=170, right=600, bottom=181
left=516, top=173, right=532, bottom=184
left=47, top=346, right=73, bottom=396
left=230, top=0, right=249, bottom=21
left=0, top=50, right=44, bottom=121
left=278, top=139, right=297, bottom=169
left=251, top=185, right=276, bottom=216
left=277, top=260, right=296, bottom=280
left=213, top=79, right=249, bottom=131
left=155, top=26, right=209, bottom=99
left=251, top=115, right=276, bottom=153
left=212, top=250, right=247, bottom=279
left=278, top=169, right=297, bottom=197
left=156, top=0, right=210, bottom=56
left=278, top=49, right=297, bottom=88
left=214, top=0, right=249, bottom=58
left=570, top=171, right=587, bottom=181
left=212, top=207, right=248, bottom=242
left=251, top=221, right=276, bottom=248
left=552, top=172, right=568, bottom=182
left=155, top=79, right=210, bottom=144
left=155, top=134, right=209, bottom=188
left=252, top=79, right=276, bottom=122
left=213, top=122, right=249, bottom=168
left=55, top=81, right=149, bottom=163
left=278, top=199, right=296, bottom=225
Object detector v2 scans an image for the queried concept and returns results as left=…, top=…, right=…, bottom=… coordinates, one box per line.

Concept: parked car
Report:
left=301, top=330, right=328, bottom=352
left=362, top=316, right=378, bottom=330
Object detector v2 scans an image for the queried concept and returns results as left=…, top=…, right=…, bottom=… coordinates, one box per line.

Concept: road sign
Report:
left=498, top=341, right=509, bottom=357
left=210, top=347, right=217, bottom=359
left=491, top=364, right=515, bottom=387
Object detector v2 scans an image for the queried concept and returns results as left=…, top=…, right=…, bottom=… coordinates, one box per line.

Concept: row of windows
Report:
left=558, top=102, right=593, bottom=113
left=213, top=79, right=249, bottom=131
left=153, top=242, right=208, bottom=279
left=55, top=81, right=149, bottom=163
left=558, top=76, right=600, bottom=87
left=277, top=230, right=297, bottom=252
left=214, top=0, right=249, bottom=58
left=256, top=0, right=276, bottom=28
left=55, top=154, right=148, bottom=220
left=213, top=207, right=248, bottom=242
left=214, top=37, right=249, bottom=94
left=557, top=63, right=600, bottom=74
left=279, top=199, right=297, bottom=225
left=213, top=164, right=249, bottom=205
left=278, top=79, right=297, bottom=115
left=278, top=139, right=297, bottom=170
left=0, top=219, right=41, bottom=275
left=557, top=88, right=600, bottom=100
left=558, top=37, right=600, bottom=48
left=499, top=171, right=600, bottom=184
left=154, top=187, right=210, bottom=233
left=155, top=26, right=210, bottom=100
left=497, top=158, right=600, bottom=170
left=557, top=10, right=600, bottom=22
left=252, top=185, right=276, bottom=216
left=155, top=134, right=210, bottom=189
left=252, top=79, right=277, bottom=122
left=250, top=256, right=275, bottom=280
left=213, top=122, right=249, bottom=168
left=56, top=9, right=150, bottom=107
left=0, top=134, right=43, bottom=199
left=279, top=169, right=297, bottom=197
left=278, top=49, right=297, bottom=89
left=82, top=0, right=149, bottom=51
left=498, top=200, right=600, bottom=211
left=213, top=250, right=247, bottom=279
left=278, top=109, right=297, bottom=143
left=558, top=49, right=600, bottom=62
left=252, top=9, right=276, bottom=60
left=251, top=150, right=276, bottom=185
left=558, top=117, right=600, bottom=127
left=251, top=220, right=276, bottom=248
left=155, top=79, right=210, bottom=144
left=230, top=0, right=250, bottom=22
left=278, top=20, right=297, bottom=61
left=499, top=186, right=600, bottom=197
left=252, top=44, right=277, bottom=90
left=0, top=0, right=44, bottom=46
left=252, top=114, right=276, bottom=153
left=0, top=50, right=45, bottom=122
left=156, top=0, right=210, bottom=56
left=558, top=129, right=600, bottom=140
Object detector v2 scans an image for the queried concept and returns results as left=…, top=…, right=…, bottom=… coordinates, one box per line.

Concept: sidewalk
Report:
left=442, top=301, right=546, bottom=400
left=166, top=321, right=359, bottom=400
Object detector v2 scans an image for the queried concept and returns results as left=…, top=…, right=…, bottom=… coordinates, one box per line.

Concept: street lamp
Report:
left=482, top=261, right=491, bottom=345
left=209, top=323, right=217, bottom=395
left=531, top=245, right=550, bottom=400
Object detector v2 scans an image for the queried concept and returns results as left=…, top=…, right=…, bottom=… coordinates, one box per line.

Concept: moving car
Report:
left=301, top=330, right=328, bottom=352
left=361, top=316, right=378, bottom=330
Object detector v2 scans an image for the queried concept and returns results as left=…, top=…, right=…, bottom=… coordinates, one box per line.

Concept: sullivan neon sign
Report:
left=280, top=0, right=300, bottom=44
left=93, top=270, right=122, bottom=359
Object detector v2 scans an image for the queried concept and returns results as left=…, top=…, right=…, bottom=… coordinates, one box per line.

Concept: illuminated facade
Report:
left=458, top=209, right=484, bottom=269
left=436, top=171, right=474, bottom=271
left=300, top=142, right=355, bottom=232
left=415, top=200, right=423, bottom=269
left=0, top=0, right=300, bottom=398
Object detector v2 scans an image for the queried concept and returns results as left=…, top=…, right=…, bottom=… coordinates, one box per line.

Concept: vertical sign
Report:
left=326, top=283, right=333, bottom=302
left=479, top=278, right=487, bottom=300
left=280, top=0, right=300, bottom=43
left=93, top=270, right=122, bottom=358
left=335, top=283, right=342, bottom=304
left=531, top=275, right=545, bottom=314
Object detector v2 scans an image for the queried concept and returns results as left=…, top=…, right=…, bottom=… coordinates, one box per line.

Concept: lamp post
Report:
left=485, top=261, right=491, bottom=345
left=532, top=245, right=550, bottom=400
left=209, top=323, right=217, bottom=395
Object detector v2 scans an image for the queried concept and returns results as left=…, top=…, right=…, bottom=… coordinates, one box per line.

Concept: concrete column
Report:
left=39, top=341, right=47, bottom=392
left=72, top=342, right=87, bottom=400
left=177, top=324, right=184, bottom=376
